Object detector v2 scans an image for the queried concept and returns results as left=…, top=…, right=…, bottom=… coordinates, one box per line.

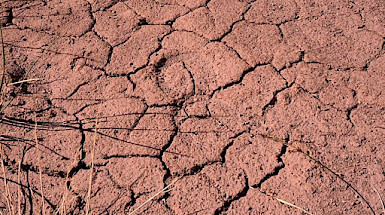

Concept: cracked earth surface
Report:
left=0, top=0, right=384, bottom=214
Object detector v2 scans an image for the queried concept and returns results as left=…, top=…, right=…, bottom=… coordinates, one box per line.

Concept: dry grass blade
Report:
left=0, top=25, right=6, bottom=97
left=276, top=197, right=314, bottom=215
left=17, top=159, right=22, bottom=215
left=0, top=143, right=13, bottom=215
left=35, top=115, right=45, bottom=215
left=373, top=186, right=385, bottom=214
left=55, top=175, right=69, bottom=215
left=56, top=158, right=77, bottom=215
left=7, top=78, right=40, bottom=86
left=128, top=177, right=180, bottom=215
left=85, top=119, right=99, bottom=215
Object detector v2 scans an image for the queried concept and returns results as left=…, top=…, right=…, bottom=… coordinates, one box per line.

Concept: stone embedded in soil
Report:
left=223, top=21, right=282, bottom=66
left=12, top=0, right=93, bottom=36
left=94, top=2, right=141, bottom=46
left=173, top=0, right=248, bottom=40
left=106, top=25, right=171, bottom=75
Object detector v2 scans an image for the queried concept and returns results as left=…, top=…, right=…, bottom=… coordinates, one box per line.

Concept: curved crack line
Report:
left=210, top=63, right=269, bottom=99
left=261, top=81, right=295, bottom=116
left=214, top=170, right=249, bottom=215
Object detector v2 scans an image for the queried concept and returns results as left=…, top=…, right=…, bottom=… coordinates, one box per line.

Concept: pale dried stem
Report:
left=276, top=197, right=314, bottom=215
left=35, top=116, right=45, bottom=215
left=128, top=177, right=180, bottom=215
left=85, top=119, right=98, bottom=215
left=0, top=143, right=13, bottom=215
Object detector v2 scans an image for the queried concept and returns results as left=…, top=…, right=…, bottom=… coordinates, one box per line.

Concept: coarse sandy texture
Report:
left=0, top=0, right=384, bottom=214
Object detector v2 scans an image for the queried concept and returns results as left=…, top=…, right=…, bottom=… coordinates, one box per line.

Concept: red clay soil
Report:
left=0, top=0, right=384, bottom=214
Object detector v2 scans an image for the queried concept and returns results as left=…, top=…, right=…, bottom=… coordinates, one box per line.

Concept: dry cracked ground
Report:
left=0, top=0, right=384, bottom=214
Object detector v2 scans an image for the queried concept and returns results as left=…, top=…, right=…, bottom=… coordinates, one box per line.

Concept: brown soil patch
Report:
left=0, top=0, right=384, bottom=214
